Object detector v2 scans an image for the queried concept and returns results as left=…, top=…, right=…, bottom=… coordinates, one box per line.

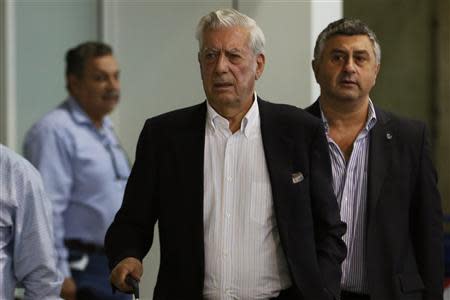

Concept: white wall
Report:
left=240, top=1, right=312, bottom=106
left=0, top=0, right=16, bottom=147
left=310, top=1, right=343, bottom=101
left=0, top=0, right=99, bottom=150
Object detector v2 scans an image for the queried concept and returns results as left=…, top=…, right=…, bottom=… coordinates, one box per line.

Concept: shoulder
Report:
left=1, top=145, right=40, bottom=177
left=25, top=101, right=76, bottom=144
left=0, top=145, right=43, bottom=205
left=259, top=98, right=323, bottom=129
left=27, top=101, right=73, bottom=135
left=142, top=102, right=206, bottom=132
left=375, top=106, right=427, bottom=141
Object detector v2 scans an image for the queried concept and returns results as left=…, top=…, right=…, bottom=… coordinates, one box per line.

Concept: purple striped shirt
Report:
left=320, top=100, right=377, bottom=293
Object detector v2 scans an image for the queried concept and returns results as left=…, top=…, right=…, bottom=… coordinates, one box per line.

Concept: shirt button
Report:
left=227, top=176, right=232, bottom=181
left=226, top=213, right=231, bottom=218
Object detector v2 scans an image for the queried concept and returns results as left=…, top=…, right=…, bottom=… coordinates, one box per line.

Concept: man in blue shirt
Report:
left=0, top=144, right=62, bottom=299
left=24, top=42, right=131, bottom=300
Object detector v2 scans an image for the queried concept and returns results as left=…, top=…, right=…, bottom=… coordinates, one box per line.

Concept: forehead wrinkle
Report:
left=327, top=36, right=376, bottom=58
left=329, top=46, right=371, bottom=56
left=201, top=47, right=246, bottom=56
left=201, top=27, right=251, bottom=49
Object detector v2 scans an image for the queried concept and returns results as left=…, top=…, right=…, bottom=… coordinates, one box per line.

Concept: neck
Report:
left=91, top=118, right=103, bottom=129
left=319, top=96, right=369, bottom=129
left=73, top=98, right=104, bottom=129
left=83, top=109, right=104, bottom=129
left=319, top=96, right=370, bottom=161
left=209, top=96, right=254, bottom=134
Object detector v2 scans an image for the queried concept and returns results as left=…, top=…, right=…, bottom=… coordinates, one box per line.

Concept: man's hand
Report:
left=60, top=277, right=77, bottom=300
left=110, top=257, right=143, bottom=293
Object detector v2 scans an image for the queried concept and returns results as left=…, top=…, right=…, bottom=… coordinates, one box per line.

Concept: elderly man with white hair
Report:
left=106, top=9, right=346, bottom=300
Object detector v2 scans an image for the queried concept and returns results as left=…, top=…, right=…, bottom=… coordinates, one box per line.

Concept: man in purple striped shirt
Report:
left=307, top=19, right=443, bottom=300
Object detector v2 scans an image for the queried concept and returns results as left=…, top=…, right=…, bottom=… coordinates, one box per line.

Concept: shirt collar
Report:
left=67, top=96, right=113, bottom=129
left=206, top=92, right=259, bottom=138
left=320, top=98, right=377, bottom=134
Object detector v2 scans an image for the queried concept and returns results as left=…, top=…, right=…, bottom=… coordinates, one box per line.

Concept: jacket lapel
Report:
left=306, top=101, right=393, bottom=230
left=305, top=100, right=321, bottom=118
left=174, top=102, right=206, bottom=280
left=366, top=107, right=392, bottom=226
left=258, top=98, right=294, bottom=245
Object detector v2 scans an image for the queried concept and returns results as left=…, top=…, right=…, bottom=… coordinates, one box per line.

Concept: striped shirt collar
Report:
left=319, top=99, right=378, bottom=137
left=206, top=92, right=259, bottom=138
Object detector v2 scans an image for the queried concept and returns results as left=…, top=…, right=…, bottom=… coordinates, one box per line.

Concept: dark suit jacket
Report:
left=105, top=98, right=347, bottom=300
left=306, top=101, right=444, bottom=300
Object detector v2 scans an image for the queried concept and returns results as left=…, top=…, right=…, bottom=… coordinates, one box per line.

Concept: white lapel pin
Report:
left=292, top=172, right=304, bottom=184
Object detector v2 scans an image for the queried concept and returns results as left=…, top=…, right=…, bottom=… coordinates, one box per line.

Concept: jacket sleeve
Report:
left=412, top=124, right=444, bottom=300
left=309, top=122, right=347, bottom=300
left=105, top=119, right=159, bottom=269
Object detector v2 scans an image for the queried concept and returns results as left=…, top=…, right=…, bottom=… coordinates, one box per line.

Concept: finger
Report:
left=111, top=267, right=132, bottom=292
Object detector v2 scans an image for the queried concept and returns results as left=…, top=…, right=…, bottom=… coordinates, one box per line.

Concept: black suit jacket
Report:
left=306, top=101, right=444, bottom=300
left=106, top=98, right=347, bottom=300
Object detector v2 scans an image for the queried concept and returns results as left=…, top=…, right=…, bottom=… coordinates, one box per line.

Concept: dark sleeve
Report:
left=309, top=122, right=347, bottom=300
left=105, top=120, right=159, bottom=269
left=412, top=125, right=444, bottom=300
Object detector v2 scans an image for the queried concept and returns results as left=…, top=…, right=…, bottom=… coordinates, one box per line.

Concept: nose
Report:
left=108, top=76, right=120, bottom=91
left=343, top=57, right=356, bottom=73
left=214, top=52, right=229, bottom=74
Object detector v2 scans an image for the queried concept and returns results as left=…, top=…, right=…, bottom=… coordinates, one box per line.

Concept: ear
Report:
left=198, top=52, right=205, bottom=81
left=373, top=63, right=381, bottom=85
left=375, top=63, right=381, bottom=76
left=312, top=60, right=319, bottom=83
left=67, top=74, right=81, bottom=96
left=255, top=53, right=265, bottom=80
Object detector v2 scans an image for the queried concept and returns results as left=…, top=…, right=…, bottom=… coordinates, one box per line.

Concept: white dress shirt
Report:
left=203, top=95, right=291, bottom=300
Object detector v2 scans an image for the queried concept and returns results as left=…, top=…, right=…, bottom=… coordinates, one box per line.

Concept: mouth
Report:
left=213, top=81, right=233, bottom=91
left=102, top=92, right=120, bottom=101
left=339, top=79, right=358, bottom=87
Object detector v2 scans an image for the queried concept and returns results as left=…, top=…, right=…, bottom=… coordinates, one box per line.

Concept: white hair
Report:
left=195, top=8, right=265, bottom=55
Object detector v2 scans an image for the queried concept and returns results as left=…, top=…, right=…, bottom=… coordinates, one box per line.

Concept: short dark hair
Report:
left=313, top=18, right=381, bottom=64
left=65, top=41, right=113, bottom=78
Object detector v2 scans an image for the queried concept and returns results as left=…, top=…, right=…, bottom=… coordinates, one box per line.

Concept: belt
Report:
left=65, top=239, right=105, bottom=254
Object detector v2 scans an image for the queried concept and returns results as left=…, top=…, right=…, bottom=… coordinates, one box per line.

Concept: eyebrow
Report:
left=202, top=47, right=243, bottom=53
left=92, top=69, right=120, bottom=76
left=227, top=48, right=242, bottom=53
left=330, top=49, right=347, bottom=54
left=330, top=48, right=370, bottom=55
left=353, top=50, right=370, bottom=56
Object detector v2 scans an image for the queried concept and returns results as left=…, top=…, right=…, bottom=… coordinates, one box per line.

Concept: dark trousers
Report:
left=69, top=249, right=131, bottom=300
left=341, top=290, right=370, bottom=300
left=270, top=286, right=299, bottom=300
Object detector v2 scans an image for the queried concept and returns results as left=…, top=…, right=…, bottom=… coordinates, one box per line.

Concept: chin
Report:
left=210, top=95, right=238, bottom=105
left=333, top=91, right=359, bottom=101
left=104, top=105, right=117, bottom=115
